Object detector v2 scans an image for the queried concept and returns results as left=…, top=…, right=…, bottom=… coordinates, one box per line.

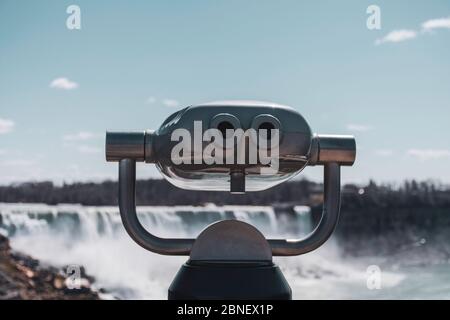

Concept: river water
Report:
left=0, top=203, right=448, bottom=299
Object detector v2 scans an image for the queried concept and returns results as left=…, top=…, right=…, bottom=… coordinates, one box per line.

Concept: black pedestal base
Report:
left=168, top=261, right=291, bottom=300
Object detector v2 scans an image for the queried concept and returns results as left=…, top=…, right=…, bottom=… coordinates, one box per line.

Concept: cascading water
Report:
left=0, top=203, right=312, bottom=240
left=0, top=203, right=313, bottom=299
left=0, top=203, right=414, bottom=299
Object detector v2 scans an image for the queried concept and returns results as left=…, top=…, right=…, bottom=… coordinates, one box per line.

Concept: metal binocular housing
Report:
left=105, top=101, right=356, bottom=258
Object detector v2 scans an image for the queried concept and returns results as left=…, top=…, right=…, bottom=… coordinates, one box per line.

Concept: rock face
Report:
left=0, top=234, right=99, bottom=300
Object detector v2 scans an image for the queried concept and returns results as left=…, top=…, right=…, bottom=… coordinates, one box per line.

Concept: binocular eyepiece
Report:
left=106, top=101, right=355, bottom=193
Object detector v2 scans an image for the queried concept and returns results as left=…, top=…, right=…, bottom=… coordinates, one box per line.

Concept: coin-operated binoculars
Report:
left=106, top=101, right=356, bottom=299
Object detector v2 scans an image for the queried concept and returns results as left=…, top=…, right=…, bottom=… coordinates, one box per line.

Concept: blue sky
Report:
left=0, top=0, right=450, bottom=185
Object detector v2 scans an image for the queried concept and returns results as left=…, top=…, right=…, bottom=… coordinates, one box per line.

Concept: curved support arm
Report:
left=118, top=159, right=341, bottom=257
left=269, top=163, right=341, bottom=256
left=119, top=159, right=194, bottom=255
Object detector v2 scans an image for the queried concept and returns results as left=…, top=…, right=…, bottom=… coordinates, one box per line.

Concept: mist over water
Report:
left=0, top=203, right=448, bottom=299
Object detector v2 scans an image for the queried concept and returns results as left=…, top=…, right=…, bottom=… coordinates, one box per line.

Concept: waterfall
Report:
left=0, top=203, right=315, bottom=299
left=0, top=203, right=313, bottom=240
left=0, top=203, right=408, bottom=299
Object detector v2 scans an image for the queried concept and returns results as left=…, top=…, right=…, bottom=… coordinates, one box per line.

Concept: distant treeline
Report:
left=0, top=179, right=449, bottom=209
left=0, top=179, right=317, bottom=206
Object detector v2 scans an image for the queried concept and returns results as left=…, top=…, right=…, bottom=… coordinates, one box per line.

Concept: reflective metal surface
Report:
left=152, top=101, right=313, bottom=192
left=189, top=220, right=272, bottom=262
left=106, top=101, right=356, bottom=257
left=119, top=159, right=193, bottom=255
left=117, top=159, right=342, bottom=257
left=269, top=163, right=341, bottom=256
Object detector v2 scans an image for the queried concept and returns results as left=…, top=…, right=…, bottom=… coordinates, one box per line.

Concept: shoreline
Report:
left=0, top=234, right=100, bottom=300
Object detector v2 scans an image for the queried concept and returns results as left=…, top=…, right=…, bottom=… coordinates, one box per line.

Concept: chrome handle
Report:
left=117, top=158, right=342, bottom=257
left=118, top=159, right=194, bottom=255
left=268, top=163, right=340, bottom=256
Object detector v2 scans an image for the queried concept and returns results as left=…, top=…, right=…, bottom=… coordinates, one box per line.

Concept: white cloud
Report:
left=375, top=29, right=417, bottom=45
left=77, top=145, right=102, bottom=154
left=144, top=97, right=181, bottom=107
left=422, top=17, right=450, bottom=32
left=346, top=124, right=372, bottom=132
left=162, top=99, right=180, bottom=108
left=0, top=118, right=15, bottom=134
left=62, top=133, right=102, bottom=155
left=374, top=149, right=393, bottom=157
left=407, top=149, right=450, bottom=161
left=63, top=131, right=100, bottom=141
left=50, top=77, right=79, bottom=90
